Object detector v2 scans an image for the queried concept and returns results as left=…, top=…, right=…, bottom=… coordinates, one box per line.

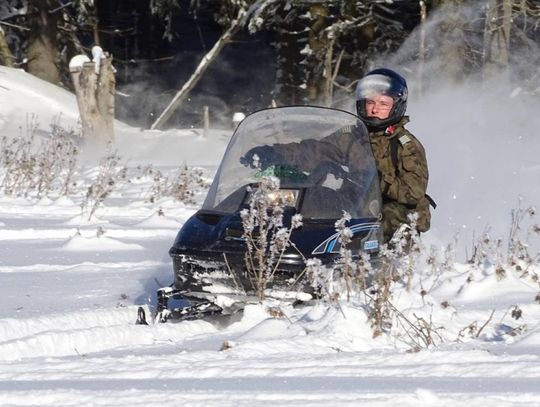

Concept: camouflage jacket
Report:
left=369, top=117, right=431, bottom=233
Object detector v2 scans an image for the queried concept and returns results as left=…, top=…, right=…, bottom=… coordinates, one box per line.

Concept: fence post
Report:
left=203, top=105, right=209, bottom=138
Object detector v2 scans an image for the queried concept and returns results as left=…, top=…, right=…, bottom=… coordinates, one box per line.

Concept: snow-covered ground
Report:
left=1, top=66, right=540, bottom=406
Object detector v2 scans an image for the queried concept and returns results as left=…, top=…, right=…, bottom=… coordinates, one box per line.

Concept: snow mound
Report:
left=62, top=232, right=144, bottom=251
left=69, top=54, right=91, bottom=70
left=0, top=306, right=216, bottom=360
left=135, top=212, right=182, bottom=228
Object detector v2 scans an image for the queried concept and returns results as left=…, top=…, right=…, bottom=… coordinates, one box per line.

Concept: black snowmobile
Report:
left=137, top=106, right=383, bottom=324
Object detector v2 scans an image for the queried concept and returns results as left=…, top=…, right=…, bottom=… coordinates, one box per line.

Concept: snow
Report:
left=91, top=46, right=104, bottom=74
left=1, top=65, right=540, bottom=407
left=68, top=54, right=91, bottom=71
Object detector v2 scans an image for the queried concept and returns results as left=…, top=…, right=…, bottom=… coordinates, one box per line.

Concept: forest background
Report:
left=2, top=0, right=540, bottom=130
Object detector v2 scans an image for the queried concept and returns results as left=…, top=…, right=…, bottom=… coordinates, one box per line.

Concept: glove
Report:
left=240, top=146, right=281, bottom=169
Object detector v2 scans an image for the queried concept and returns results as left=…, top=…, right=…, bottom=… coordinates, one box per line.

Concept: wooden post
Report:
left=70, top=51, right=115, bottom=149
left=203, top=105, right=209, bottom=138
left=232, top=112, right=245, bottom=129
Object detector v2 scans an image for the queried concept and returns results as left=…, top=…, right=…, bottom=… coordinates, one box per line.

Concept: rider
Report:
left=356, top=68, right=432, bottom=242
left=241, top=68, right=432, bottom=243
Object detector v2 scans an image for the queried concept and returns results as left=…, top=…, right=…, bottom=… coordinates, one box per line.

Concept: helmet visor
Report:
left=355, top=74, right=406, bottom=101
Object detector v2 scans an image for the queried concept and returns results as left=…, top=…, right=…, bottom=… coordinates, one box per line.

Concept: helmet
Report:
left=355, top=68, right=408, bottom=131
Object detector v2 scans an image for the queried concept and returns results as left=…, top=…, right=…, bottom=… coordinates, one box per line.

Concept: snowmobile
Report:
left=137, top=106, right=383, bottom=324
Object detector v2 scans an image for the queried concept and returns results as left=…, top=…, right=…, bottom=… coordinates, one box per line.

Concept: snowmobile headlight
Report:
left=266, top=189, right=299, bottom=207
left=244, top=188, right=300, bottom=208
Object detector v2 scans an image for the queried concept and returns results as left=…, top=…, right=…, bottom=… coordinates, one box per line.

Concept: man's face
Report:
left=365, top=94, right=394, bottom=120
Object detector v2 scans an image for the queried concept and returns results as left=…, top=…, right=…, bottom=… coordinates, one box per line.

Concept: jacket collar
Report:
left=369, top=116, right=410, bottom=138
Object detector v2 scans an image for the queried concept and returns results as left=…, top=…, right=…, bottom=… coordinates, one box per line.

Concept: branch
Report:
left=0, top=21, right=30, bottom=31
left=49, top=2, right=73, bottom=14
left=151, top=0, right=274, bottom=130
left=475, top=309, right=495, bottom=338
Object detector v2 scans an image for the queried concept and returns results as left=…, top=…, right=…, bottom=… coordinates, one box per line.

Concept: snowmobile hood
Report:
left=202, top=106, right=382, bottom=220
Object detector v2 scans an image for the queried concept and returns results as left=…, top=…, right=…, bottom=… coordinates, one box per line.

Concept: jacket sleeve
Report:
left=267, top=130, right=351, bottom=172
left=382, top=136, right=428, bottom=206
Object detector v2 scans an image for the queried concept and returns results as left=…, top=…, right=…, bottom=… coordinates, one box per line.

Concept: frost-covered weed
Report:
left=302, top=207, right=539, bottom=348
left=305, top=258, right=328, bottom=296
left=145, top=163, right=208, bottom=204
left=81, top=150, right=127, bottom=220
left=467, top=204, right=540, bottom=288
left=335, top=211, right=355, bottom=301
left=0, top=122, right=210, bottom=218
left=308, top=212, right=375, bottom=303
left=81, top=157, right=209, bottom=220
left=0, top=118, right=80, bottom=198
left=240, top=174, right=303, bottom=302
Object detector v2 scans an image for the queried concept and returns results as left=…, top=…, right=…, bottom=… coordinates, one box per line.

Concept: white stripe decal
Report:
left=312, top=223, right=380, bottom=255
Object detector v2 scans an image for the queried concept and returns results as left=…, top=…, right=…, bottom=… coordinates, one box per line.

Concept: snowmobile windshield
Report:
left=202, top=106, right=381, bottom=220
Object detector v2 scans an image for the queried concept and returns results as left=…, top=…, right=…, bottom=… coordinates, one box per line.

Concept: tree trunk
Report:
left=273, top=12, right=305, bottom=105
left=483, top=0, right=512, bottom=81
left=0, top=27, right=15, bottom=67
left=428, top=0, right=469, bottom=84
left=70, top=55, right=116, bottom=149
left=27, top=0, right=61, bottom=84
left=323, top=42, right=344, bottom=107
left=306, top=3, right=329, bottom=104
left=322, top=38, right=334, bottom=107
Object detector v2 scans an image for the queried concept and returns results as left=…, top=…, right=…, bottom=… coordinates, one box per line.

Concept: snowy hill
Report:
left=1, top=66, right=540, bottom=406
left=0, top=66, right=80, bottom=133
left=0, top=66, right=231, bottom=166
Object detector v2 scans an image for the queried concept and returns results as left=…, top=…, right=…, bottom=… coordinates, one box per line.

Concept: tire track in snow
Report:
left=1, top=387, right=539, bottom=407
left=0, top=306, right=214, bottom=360
left=0, top=260, right=164, bottom=274
left=0, top=307, right=144, bottom=360
left=0, top=384, right=539, bottom=407
left=0, top=228, right=177, bottom=241
left=0, top=261, right=168, bottom=274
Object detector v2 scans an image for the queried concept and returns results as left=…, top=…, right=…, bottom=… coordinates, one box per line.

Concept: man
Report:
left=355, top=68, right=432, bottom=242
